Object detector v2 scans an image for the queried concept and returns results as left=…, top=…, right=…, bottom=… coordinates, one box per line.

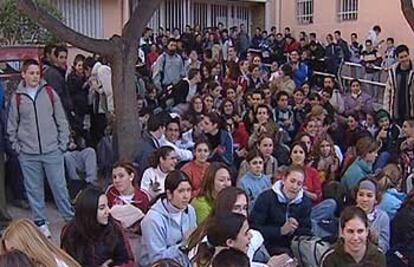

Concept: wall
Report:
left=251, top=3, right=266, bottom=31
left=272, top=0, right=414, bottom=49
left=102, top=0, right=124, bottom=38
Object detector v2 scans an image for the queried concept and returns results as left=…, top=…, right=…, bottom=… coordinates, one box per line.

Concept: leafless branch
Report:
left=16, top=0, right=114, bottom=56
left=401, top=0, right=414, bottom=32
left=122, top=0, right=163, bottom=40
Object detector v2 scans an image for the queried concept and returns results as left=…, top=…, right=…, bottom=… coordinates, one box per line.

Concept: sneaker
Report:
left=38, top=223, right=52, bottom=239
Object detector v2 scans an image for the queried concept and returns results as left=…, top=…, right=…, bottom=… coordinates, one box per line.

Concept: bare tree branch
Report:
left=122, top=0, right=163, bottom=40
left=16, top=0, right=114, bottom=56
left=401, top=0, right=414, bottom=32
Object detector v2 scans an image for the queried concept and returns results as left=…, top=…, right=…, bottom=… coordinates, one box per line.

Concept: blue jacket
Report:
left=369, top=207, right=390, bottom=252
left=341, top=157, right=372, bottom=191
left=250, top=181, right=312, bottom=252
left=206, top=129, right=234, bottom=166
left=379, top=188, right=406, bottom=220
left=239, top=171, right=271, bottom=212
left=140, top=198, right=196, bottom=267
left=293, top=62, right=309, bottom=87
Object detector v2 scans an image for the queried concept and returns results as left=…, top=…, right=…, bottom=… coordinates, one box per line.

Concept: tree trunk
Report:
left=111, top=38, right=140, bottom=160
left=401, top=0, right=414, bottom=32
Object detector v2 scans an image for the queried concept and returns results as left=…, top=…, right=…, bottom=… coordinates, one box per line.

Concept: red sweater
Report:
left=304, top=165, right=322, bottom=204
left=181, top=161, right=210, bottom=198
left=106, top=185, right=150, bottom=213
left=233, top=122, right=249, bottom=149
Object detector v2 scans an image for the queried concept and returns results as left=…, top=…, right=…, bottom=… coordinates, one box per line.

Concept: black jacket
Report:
left=134, top=131, right=159, bottom=173
left=67, top=71, right=89, bottom=115
left=250, top=186, right=312, bottom=253
left=44, top=65, right=72, bottom=114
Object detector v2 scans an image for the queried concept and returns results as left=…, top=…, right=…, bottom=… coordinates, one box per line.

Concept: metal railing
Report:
left=312, top=60, right=388, bottom=107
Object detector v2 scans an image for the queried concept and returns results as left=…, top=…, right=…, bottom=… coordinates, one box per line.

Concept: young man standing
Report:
left=7, top=59, right=73, bottom=237
left=384, top=44, right=414, bottom=123
left=44, top=45, right=72, bottom=117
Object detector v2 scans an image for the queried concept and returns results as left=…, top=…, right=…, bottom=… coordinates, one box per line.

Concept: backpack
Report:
left=291, top=235, right=332, bottom=267
left=15, top=85, right=55, bottom=110
left=387, top=242, right=414, bottom=267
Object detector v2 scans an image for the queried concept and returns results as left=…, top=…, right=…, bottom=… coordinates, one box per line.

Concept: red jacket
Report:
left=284, top=40, right=301, bottom=54
left=106, top=185, right=150, bottom=213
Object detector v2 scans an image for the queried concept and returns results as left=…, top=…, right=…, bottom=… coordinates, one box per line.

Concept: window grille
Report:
left=296, top=0, right=313, bottom=25
left=338, top=0, right=358, bottom=21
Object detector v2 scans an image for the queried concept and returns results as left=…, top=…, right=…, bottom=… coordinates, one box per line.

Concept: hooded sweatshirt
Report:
left=250, top=180, right=312, bottom=251
left=341, top=157, right=372, bottom=191
left=239, top=171, right=271, bottom=211
left=139, top=198, right=197, bottom=267
left=379, top=188, right=406, bottom=220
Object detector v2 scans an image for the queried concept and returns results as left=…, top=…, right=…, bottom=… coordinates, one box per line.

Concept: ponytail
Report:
left=148, top=146, right=175, bottom=168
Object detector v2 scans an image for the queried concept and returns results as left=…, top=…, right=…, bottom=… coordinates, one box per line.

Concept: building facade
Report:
left=267, top=0, right=414, bottom=49
left=49, top=0, right=266, bottom=39
left=49, top=0, right=413, bottom=49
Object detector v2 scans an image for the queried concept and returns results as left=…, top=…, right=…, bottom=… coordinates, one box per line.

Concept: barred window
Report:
left=296, top=0, right=313, bottom=25
left=50, top=0, right=103, bottom=38
left=338, top=0, right=358, bottom=21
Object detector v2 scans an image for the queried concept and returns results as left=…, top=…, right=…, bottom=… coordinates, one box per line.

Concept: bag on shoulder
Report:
left=387, top=242, right=414, bottom=267
left=291, top=235, right=332, bottom=267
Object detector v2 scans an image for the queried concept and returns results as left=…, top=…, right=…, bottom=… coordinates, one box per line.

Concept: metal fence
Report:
left=313, top=60, right=388, bottom=108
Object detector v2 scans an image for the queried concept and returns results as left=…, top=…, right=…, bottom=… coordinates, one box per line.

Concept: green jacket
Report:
left=191, top=196, right=213, bottom=224
left=321, top=240, right=386, bottom=267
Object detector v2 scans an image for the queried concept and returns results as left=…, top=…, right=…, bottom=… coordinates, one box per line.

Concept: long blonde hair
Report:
left=0, top=219, right=81, bottom=267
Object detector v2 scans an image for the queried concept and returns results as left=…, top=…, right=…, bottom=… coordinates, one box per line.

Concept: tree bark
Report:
left=401, top=0, right=414, bottom=32
left=110, top=38, right=140, bottom=160
left=16, top=0, right=114, bottom=56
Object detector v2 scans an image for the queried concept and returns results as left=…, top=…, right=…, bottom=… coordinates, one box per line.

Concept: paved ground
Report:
left=8, top=203, right=65, bottom=244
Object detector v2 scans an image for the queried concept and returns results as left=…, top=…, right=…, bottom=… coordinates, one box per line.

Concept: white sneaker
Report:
left=38, top=223, right=52, bottom=239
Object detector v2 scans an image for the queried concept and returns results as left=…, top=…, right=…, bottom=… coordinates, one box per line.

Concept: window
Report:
left=338, top=0, right=358, bottom=21
left=296, top=0, right=313, bottom=25
left=51, top=0, right=103, bottom=38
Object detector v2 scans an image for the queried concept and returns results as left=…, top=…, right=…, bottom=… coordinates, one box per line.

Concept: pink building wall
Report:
left=270, top=0, right=414, bottom=49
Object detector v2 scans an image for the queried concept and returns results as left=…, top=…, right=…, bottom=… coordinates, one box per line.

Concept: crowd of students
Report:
left=0, top=22, right=413, bottom=267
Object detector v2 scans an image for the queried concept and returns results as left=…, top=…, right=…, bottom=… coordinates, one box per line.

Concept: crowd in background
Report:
left=0, top=22, right=413, bottom=267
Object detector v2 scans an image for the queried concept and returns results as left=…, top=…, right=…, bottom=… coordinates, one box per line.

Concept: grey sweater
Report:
left=7, top=80, right=69, bottom=155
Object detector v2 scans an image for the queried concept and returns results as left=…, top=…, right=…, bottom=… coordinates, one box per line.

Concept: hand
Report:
left=369, top=228, right=379, bottom=244
left=378, top=129, right=387, bottom=139
left=100, top=259, right=113, bottom=267
left=267, top=253, right=297, bottom=267
left=281, top=217, right=298, bottom=235
left=68, top=142, right=77, bottom=150
left=283, top=119, right=292, bottom=127
left=235, top=148, right=247, bottom=157
left=253, top=123, right=260, bottom=132
left=236, top=85, right=243, bottom=94
left=233, top=115, right=242, bottom=123
left=216, top=145, right=226, bottom=155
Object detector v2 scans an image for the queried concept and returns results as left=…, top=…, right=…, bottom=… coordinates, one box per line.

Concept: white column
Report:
left=265, top=0, right=273, bottom=31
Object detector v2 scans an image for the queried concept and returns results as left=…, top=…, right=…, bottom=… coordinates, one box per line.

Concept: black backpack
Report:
left=387, top=242, right=414, bottom=267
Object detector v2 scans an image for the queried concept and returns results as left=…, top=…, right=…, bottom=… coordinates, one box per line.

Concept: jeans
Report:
left=311, top=199, right=337, bottom=238
left=18, top=150, right=74, bottom=225
left=64, top=148, right=98, bottom=184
